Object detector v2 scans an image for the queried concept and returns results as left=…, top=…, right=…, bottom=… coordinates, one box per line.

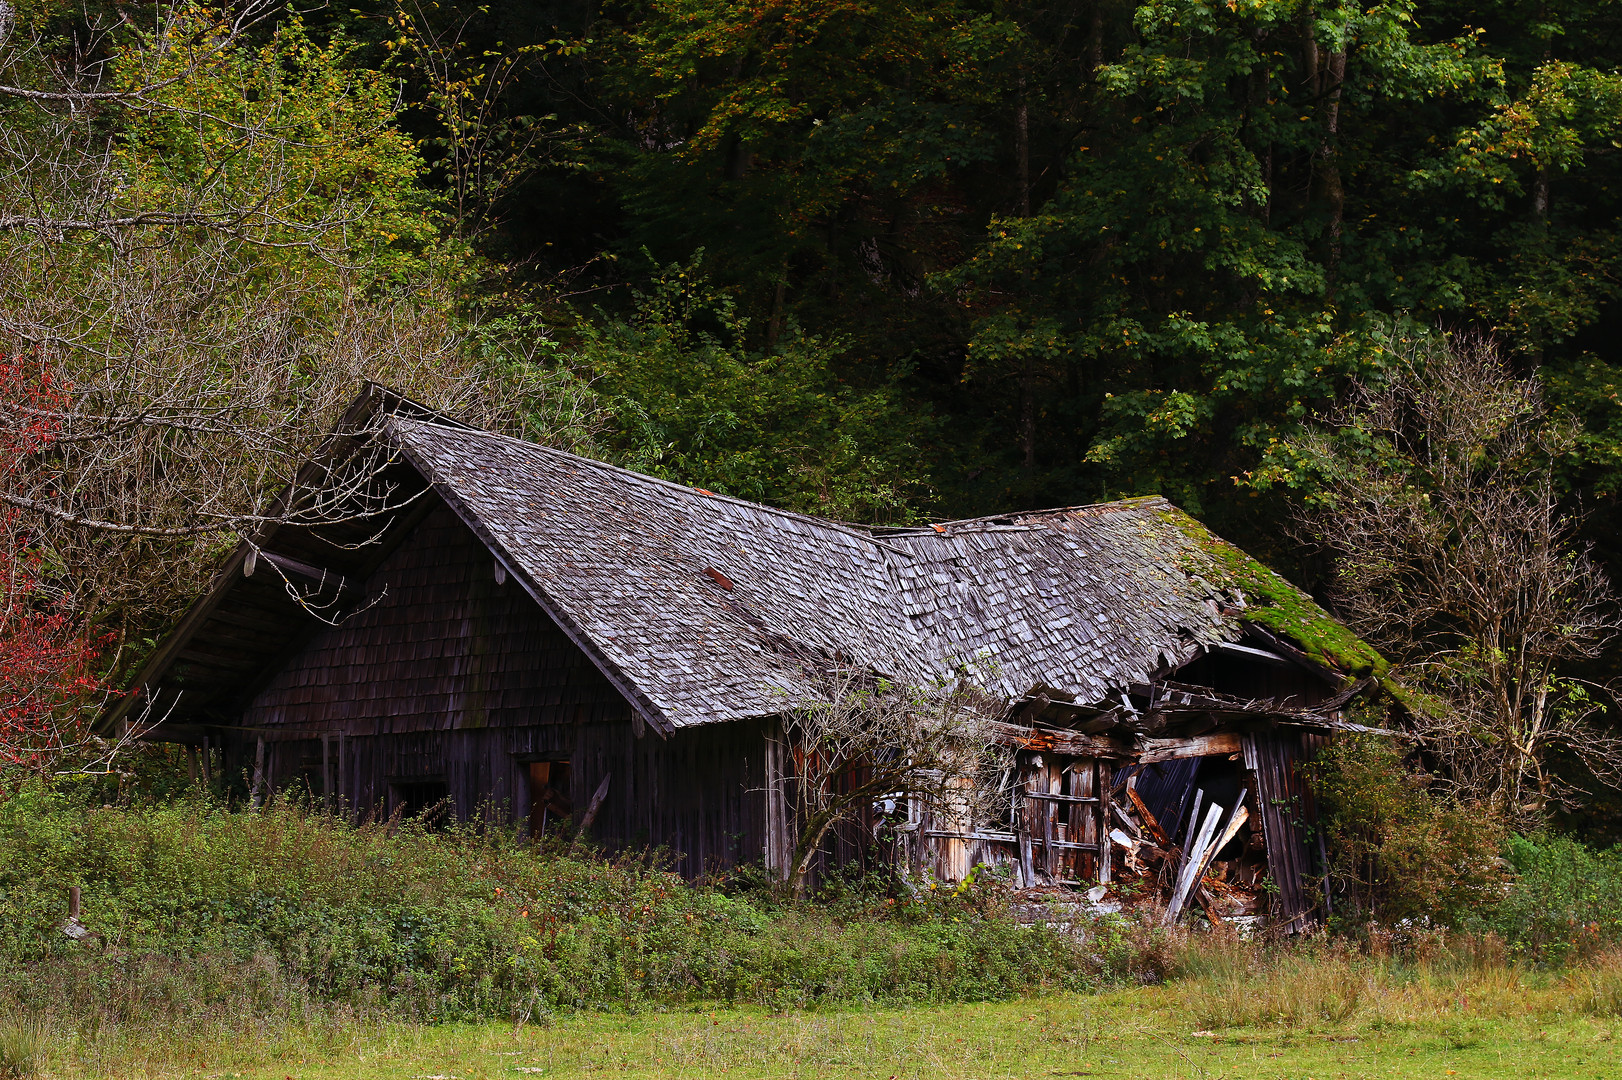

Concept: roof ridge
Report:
left=875, top=494, right=1176, bottom=535
left=384, top=416, right=920, bottom=560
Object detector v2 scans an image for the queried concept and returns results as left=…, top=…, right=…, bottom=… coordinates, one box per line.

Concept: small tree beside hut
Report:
left=778, top=669, right=1011, bottom=898
left=1269, top=329, right=1622, bottom=822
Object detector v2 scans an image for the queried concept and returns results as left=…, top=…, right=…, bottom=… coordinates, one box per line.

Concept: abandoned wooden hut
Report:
left=106, top=386, right=1386, bottom=929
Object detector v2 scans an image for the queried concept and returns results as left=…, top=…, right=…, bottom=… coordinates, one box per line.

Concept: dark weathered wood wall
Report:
left=242, top=503, right=631, bottom=735
left=225, top=501, right=771, bottom=878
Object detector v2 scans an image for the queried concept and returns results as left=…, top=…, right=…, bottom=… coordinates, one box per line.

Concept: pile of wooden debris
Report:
left=1109, top=769, right=1271, bottom=925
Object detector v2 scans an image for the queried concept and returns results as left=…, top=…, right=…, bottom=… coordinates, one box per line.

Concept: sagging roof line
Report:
left=876, top=495, right=1169, bottom=537
left=103, top=386, right=1379, bottom=738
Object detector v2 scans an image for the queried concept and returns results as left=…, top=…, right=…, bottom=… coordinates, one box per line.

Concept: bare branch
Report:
left=777, top=668, right=1011, bottom=896
left=1288, top=327, right=1622, bottom=822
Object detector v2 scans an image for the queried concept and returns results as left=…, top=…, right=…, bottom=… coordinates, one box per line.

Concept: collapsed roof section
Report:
left=105, top=389, right=1382, bottom=736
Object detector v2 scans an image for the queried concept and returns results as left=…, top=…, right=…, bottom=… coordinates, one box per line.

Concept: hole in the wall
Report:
left=528, top=760, right=572, bottom=838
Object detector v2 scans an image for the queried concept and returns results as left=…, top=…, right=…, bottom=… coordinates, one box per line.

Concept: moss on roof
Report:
left=1159, top=507, right=1388, bottom=680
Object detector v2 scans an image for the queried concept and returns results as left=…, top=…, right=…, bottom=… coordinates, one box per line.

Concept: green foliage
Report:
left=1489, top=833, right=1622, bottom=963
left=1306, top=735, right=1509, bottom=926
left=0, top=786, right=1114, bottom=1023
left=599, top=0, right=1015, bottom=315
left=570, top=257, right=935, bottom=522
left=107, top=7, right=451, bottom=286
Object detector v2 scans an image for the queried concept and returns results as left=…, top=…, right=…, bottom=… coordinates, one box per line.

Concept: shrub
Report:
left=0, top=785, right=1118, bottom=1027
left=1305, top=733, right=1508, bottom=926
left=1489, top=833, right=1622, bottom=962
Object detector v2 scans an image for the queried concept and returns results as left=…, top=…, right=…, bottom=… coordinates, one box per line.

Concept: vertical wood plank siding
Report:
left=1242, top=731, right=1315, bottom=931
left=245, top=504, right=630, bottom=735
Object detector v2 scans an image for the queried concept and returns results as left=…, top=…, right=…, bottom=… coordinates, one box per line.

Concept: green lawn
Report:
left=40, top=986, right=1619, bottom=1080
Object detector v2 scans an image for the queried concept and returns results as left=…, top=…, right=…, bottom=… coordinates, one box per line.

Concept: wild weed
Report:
left=1568, top=949, right=1622, bottom=1017
left=0, top=1015, right=46, bottom=1079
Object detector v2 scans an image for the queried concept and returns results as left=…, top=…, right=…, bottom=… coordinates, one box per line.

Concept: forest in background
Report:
left=3, top=0, right=1622, bottom=844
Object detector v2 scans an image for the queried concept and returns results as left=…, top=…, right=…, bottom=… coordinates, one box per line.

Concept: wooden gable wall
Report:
left=244, top=501, right=630, bottom=734
left=231, top=500, right=770, bottom=878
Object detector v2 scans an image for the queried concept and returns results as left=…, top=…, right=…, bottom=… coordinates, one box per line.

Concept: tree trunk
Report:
left=1021, top=359, right=1036, bottom=473
left=1302, top=15, right=1346, bottom=281
left=1089, top=1, right=1103, bottom=76
left=1015, top=66, right=1036, bottom=476
left=1015, top=74, right=1031, bottom=218
left=766, top=261, right=788, bottom=349
left=788, top=808, right=843, bottom=898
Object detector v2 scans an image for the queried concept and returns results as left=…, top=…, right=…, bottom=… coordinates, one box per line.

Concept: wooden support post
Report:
left=1051, top=755, right=1064, bottom=875
left=1097, top=760, right=1113, bottom=885
left=1017, top=754, right=1039, bottom=887
left=68, top=886, right=80, bottom=919
left=321, top=735, right=331, bottom=811
left=1074, top=759, right=1096, bottom=881
left=764, top=723, right=790, bottom=881
left=201, top=734, right=213, bottom=785
left=338, top=733, right=347, bottom=815
left=187, top=744, right=199, bottom=785
left=249, top=737, right=266, bottom=809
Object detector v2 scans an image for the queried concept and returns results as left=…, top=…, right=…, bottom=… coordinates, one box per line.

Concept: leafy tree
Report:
left=0, top=356, right=117, bottom=779
left=572, top=257, right=935, bottom=522
left=596, top=0, right=1025, bottom=352
left=950, top=0, right=1489, bottom=514
left=1305, top=732, right=1509, bottom=926
left=0, top=3, right=522, bottom=640
left=1261, top=328, right=1622, bottom=821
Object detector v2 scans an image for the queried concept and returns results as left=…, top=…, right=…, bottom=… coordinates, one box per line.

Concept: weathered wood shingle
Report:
left=386, top=419, right=1298, bottom=730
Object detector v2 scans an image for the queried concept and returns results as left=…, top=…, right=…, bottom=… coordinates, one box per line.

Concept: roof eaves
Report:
left=95, top=541, right=257, bottom=732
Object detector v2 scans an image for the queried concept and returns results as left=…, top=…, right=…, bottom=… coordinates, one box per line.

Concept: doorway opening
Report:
left=529, top=760, right=572, bottom=838
left=389, top=779, right=450, bottom=825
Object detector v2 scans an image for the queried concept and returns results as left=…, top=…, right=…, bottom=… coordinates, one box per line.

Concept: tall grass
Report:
left=0, top=785, right=1128, bottom=1034
left=1171, top=929, right=1622, bottom=1032
left=0, top=1015, right=44, bottom=1080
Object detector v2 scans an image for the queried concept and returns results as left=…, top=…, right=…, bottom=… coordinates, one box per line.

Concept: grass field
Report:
left=11, top=951, right=1621, bottom=1080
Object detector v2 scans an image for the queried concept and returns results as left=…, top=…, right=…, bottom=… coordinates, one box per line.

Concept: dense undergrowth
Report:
left=3, top=782, right=1620, bottom=1061
left=0, top=787, right=1137, bottom=1032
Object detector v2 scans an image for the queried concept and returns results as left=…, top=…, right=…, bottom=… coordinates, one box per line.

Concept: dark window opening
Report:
left=529, top=760, right=572, bottom=838
left=390, top=780, right=450, bottom=824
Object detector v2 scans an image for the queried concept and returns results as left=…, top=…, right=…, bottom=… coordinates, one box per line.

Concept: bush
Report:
left=1305, top=734, right=1508, bottom=926
left=1489, top=833, right=1622, bottom=962
left=0, top=785, right=1121, bottom=1027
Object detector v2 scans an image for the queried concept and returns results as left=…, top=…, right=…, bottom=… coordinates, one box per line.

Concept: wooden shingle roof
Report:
left=106, top=386, right=1363, bottom=739
left=386, top=417, right=1296, bottom=733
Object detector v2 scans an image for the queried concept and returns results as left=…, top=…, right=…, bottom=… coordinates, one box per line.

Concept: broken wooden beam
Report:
left=1138, top=731, right=1242, bottom=763
left=244, top=549, right=356, bottom=595
left=986, top=720, right=1132, bottom=758
left=1165, top=801, right=1225, bottom=923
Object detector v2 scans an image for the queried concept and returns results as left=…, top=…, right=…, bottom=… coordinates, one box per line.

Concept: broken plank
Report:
left=1138, top=732, right=1243, bottom=764
left=1126, top=785, right=1172, bottom=848
left=1165, top=801, right=1224, bottom=924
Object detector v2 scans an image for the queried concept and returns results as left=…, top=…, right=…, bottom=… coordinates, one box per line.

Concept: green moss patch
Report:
left=1158, top=509, right=1387, bottom=679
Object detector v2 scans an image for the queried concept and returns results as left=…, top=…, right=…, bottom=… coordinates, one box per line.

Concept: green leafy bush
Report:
left=1305, top=734, right=1508, bottom=926
left=0, top=786, right=1116, bottom=1026
left=1489, top=834, right=1622, bottom=962
left=572, top=256, right=934, bottom=524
